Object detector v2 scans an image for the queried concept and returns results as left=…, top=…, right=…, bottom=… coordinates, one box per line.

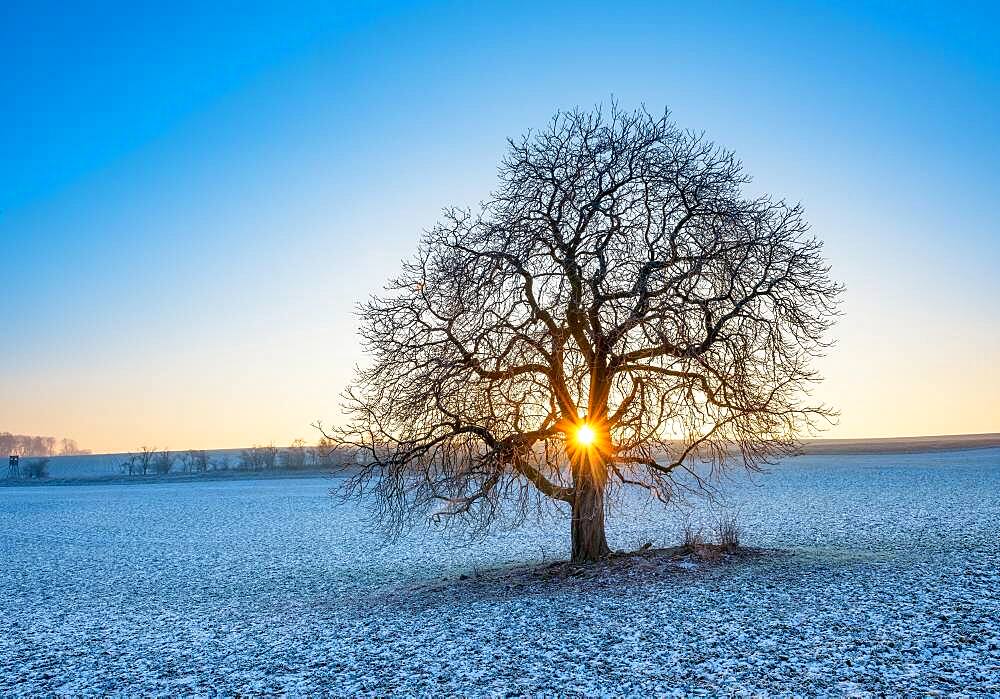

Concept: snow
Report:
left=1, top=448, right=999, bottom=695
left=16, top=449, right=250, bottom=479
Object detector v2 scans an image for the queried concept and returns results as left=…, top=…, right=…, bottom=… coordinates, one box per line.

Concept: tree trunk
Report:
left=571, top=474, right=611, bottom=562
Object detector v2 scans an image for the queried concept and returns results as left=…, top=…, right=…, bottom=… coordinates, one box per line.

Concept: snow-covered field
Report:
left=1, top=448, right=998, bottom=695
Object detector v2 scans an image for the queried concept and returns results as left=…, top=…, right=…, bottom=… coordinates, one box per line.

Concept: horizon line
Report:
left=33, top=431, right=1000, bottom=459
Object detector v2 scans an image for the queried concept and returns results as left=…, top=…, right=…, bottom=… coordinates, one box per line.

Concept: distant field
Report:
left=801, top=432, right=1000, bottom=454
left=15, top=449, right=249, bottom=480
left=1, top=448, right=998, bottom=695
left=10, top=433, right=1000, bottom=483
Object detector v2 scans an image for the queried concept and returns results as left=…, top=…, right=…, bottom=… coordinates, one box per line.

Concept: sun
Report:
left=575, top=423, right=597, bottom=448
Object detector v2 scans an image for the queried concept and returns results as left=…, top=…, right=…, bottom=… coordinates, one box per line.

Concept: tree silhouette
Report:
left=331, top=105, right=841, bottom=561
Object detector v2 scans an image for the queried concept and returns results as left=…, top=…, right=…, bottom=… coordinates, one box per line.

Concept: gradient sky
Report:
left=2, top=1, right=998, bottom=453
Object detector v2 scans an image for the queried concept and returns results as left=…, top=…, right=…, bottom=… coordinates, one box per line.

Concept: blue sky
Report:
left=2, top=1, right=998, bottom=452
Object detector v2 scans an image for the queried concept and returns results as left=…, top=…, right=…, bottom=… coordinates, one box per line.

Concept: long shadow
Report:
left=370, top=545, right=786, bottom=611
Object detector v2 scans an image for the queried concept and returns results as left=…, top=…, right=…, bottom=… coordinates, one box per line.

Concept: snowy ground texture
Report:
left=2, top=448, right=999, bottom=696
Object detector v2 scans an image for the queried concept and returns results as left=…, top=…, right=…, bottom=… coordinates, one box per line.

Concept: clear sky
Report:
left=2, top=1, right=998, bottom=453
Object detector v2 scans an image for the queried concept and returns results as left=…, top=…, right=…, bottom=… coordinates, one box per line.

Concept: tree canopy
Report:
left=330, top=105, right=841, bottom=561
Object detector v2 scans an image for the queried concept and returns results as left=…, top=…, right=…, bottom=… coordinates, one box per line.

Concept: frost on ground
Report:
left=1, top=448, right=999, bottom=696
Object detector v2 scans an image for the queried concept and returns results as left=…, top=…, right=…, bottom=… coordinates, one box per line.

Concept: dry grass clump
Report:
left=714, top=512, right=741, bottom=553
left=680, top=510, right=743, bottom=559
left=681, top=520, right=705, bottom=550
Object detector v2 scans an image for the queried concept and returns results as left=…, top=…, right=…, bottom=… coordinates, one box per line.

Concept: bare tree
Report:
left=311, top=436, right=340, bottom=468
left=35, top=436, right=56, bottom=456
left=59, top=438, right=89, bottom=456
left=120, top=454, right=137, bottom=476
left=329, top=105, right=841, bottom=562
left=281, top=439, right=308, bottom=470
left=132, top=446, right=157, bottom=476
left=153, top=449, right=174, bottom=475
left=184, top=449, right=211, bottom=473
left=0, top=433, right=12, bottom=458
left=0, top=433, right=69, bottom=457
left=239, top=444, right=278, bottom=471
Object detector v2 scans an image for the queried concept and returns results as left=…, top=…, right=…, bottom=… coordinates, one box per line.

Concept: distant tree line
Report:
left=3, top=436, right=352, bottom=481
left=1, top=433, right=90, bottom=457
left=117, top=438, right=347, bottom=477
